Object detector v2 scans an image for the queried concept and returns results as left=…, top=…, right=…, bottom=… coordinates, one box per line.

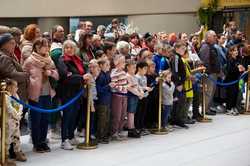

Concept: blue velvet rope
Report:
left=11, top=89, right=84, bottom=113
left=206, top=71, right=248, bottom=87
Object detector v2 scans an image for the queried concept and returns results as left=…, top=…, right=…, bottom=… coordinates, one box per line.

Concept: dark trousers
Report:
left=192, top=89, right=201, bottom=119
left=49, top=96, right=61, bottom=129
left=226, top=84, right=239, bottom=110
left=162, top=105, right=172, bottom=127
left=29, top=95, right=51, bottom=147
left=61, top=100, right=80, bottom=142
left=135, top=98, right=148, bottom=130
left=145, top=87, right=158, bottom=128
left=171, top=90, right=186, bottom=125
left=96, top=104, right=110, bottom=139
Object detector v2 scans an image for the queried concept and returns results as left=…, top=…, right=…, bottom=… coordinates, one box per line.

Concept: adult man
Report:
left=199, top=30, right=220, bottom=115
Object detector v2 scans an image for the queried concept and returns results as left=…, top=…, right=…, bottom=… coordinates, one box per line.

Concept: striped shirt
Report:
left=110, top=68, right=128, bottom=94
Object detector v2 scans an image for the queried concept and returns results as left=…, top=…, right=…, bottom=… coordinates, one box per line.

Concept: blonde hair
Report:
left=113, top=54, right=125, bottom=66
left=62, top=40, right=78, bottom=55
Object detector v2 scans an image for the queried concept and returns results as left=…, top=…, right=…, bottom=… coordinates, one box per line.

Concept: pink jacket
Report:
left=23, top=55, right=59, bottom=101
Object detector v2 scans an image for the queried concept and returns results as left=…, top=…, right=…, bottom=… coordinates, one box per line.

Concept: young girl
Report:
left=161, top=71, right=175, bottom=130
left=23, top=37, right=59, bottom=153
left=6, top=79, right=27, bottom=162
left=110, top=54, right=128, bottom=141
left=126, top=59, right=144, bottom=138
left=225, top=46, right=245, bottom=115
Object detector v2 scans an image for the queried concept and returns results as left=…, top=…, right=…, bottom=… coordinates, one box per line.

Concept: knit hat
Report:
left=0, top=33, right=14, bottom=48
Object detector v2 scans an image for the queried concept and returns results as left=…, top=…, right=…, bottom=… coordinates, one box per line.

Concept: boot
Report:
left=128, top=129, right=141, bottom=138
left=15, top=151, right=27, bottom=162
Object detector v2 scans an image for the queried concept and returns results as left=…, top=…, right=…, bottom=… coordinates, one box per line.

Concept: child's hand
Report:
left=139, top=92, right=144, bottom=99
left=145, top=87, right=153, bottom=92
left=109, top=82, right=116, bottom=88
left=238, top=65, right=245, bottom=72
left=83, top=73, right=92, bottom=84
left=67, top=72, right=72, bottom=77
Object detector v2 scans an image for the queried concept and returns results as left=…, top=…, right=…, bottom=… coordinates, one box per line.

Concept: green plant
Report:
left=198, top=0, right=218, bottom=27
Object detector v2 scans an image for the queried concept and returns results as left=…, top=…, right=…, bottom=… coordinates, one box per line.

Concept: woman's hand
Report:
left=238, top=65, right=245, bottom=72
left=45, top=70, right=52, bottom=76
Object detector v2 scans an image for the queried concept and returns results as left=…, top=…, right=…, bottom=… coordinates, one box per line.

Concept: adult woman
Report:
left=57, top=40, right=91, bottom=150
left=23, top=38, right=59, bottom=153
left=78, top=32, right=95, bottom=71
left=129, top=33, right=142, bottom=57
left=20, top=24, right=41, bottom=64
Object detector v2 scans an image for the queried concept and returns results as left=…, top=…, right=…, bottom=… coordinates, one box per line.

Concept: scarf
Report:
left=63, top=54, right=84, bottom=75
left=30, top=52, right=55, bottom=70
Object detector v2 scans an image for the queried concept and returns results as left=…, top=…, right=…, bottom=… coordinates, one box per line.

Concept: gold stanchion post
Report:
left=0, top=81, right=7, bottom=165
left=77, top=84, right=97, bottom=150
left=151, top=73, right=168, bottom=135
left=200, top=73, right=212, bottom=123
left=243, top=65, right=250, bottom=115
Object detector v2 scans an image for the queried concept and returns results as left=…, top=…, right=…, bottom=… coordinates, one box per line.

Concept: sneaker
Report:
left=140, top=129, right=150, bottom=136
left=90, top=135, right=96, bottom=140
left=166, top=126, right=174, bottom=132
left=176, top=123, right=189, bottom=129
left=41, top=143, right=51, bottom=152
left=69, top=138, right=79, bottom=146
left=33, top=145, right=46, bottom=153
left=111, top=133, right=126, bottom=141
left=61, top=140, right=74, bottom=150
left=15, top=151, right=27, bottom=162
left=128, top=129, right=141, bottom=138
left=77, top=129, right=85, bottom=137
left=226, top=109, right=235, bottom=115
left=98, top=137, right=110, bottom=144
left=233, top=108, right=240, bottom=115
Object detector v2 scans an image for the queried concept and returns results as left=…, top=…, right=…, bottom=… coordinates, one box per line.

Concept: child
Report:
left=96, top=59, right=113, bottom=143
left=23, top=38, right=59, bottom=152
left=161, top=70, right=175, bottom=130
left=126, top=59, right=144, bottom=138
left=225, top=45, right=245, bottom=115
left=110, top=54, right=128, bottom=141
left=145, top=60, right=158, bottom=128
left=6, top=79, right=27, bottom=163
left=135, top=61, right=153, bottom=135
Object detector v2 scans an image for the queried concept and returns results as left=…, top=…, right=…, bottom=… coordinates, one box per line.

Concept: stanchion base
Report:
left=242, top=111, right=250, bottom=115
left=150, top=128, right=168, bottom=135
left=77, top=142, right=97, bottom=150
left=200, top=117, right=212, bottom=123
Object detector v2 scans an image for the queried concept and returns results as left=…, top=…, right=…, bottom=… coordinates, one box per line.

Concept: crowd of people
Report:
left=0, top=19, right=249, bottom=166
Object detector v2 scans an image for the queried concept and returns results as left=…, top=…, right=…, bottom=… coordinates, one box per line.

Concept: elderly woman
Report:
left=20, top=24, right=41, bottom=64
left=0, top=33, right=28, bottom=101
left=116, top=40, right=131, bottom=60
left=57, top=40, right=91, bottom=150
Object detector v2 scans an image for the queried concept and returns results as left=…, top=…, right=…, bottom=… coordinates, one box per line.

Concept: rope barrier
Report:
left=11, top=89, right=84, bottom=113
left=205, top=71, right=248, bottom=87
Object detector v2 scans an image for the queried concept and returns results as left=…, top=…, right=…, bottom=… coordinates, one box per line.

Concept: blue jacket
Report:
left=152, top=54, right=170, bottom=74
left=96, top=71, right=112, bottom=105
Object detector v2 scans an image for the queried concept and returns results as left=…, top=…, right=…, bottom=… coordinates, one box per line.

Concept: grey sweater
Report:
left=162, top=81, right=175, bottom=106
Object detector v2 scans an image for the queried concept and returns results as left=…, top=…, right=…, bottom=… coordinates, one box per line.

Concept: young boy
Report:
left=96, top=59, right=113, bottom=143
left=135, top=61, right=153, bottom=135
left=110, top=54, right=128, bottom=141
left=6, top=79, right=27, bottom=164
left=126, top=59, right=144, bottom=138
left=162, top=70, right=175, bottom=130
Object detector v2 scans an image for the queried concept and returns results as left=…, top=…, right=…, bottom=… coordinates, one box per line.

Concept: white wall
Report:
left=128, top=13, right=199, bottom=34
left=0, top=0, right=201, bottom=17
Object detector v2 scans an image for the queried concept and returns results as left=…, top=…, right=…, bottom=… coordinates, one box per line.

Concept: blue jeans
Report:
left=29, top=95, right=51, bottom=147
left=162, top=105, right=172, bottom=127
